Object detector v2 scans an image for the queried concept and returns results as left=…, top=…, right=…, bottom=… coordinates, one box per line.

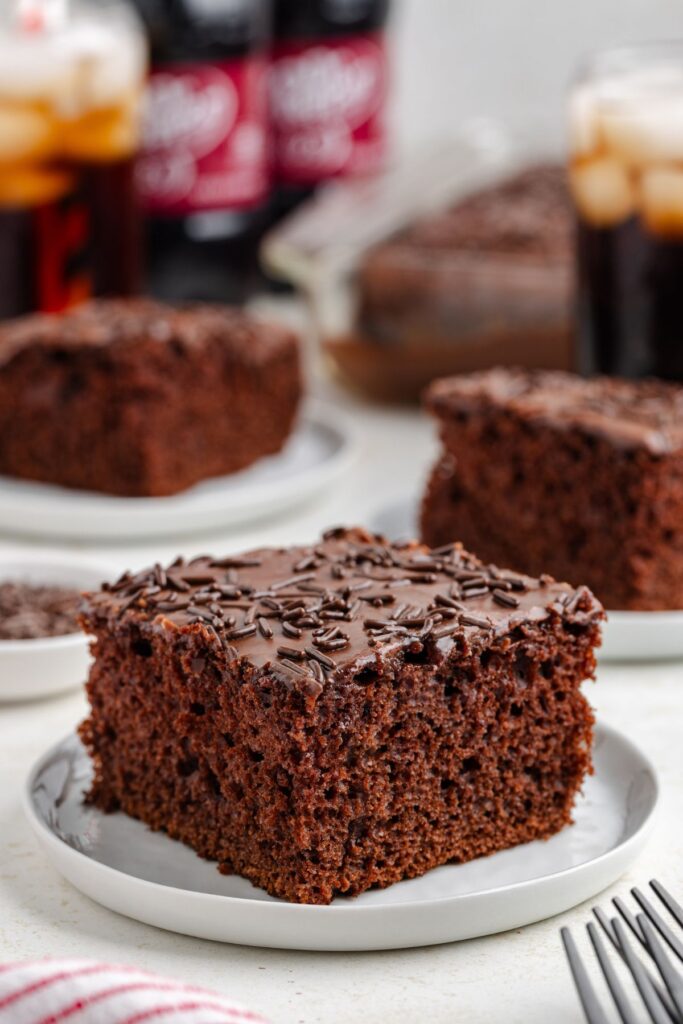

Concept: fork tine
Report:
left=587, top=921, right=640, bottom=1024
left=594, top=905, right=620, bottom=951
left=634, top=885, right=683, bottom=963
left=614, top=895, right=647, bottom=948
left=594, top=903, right=680, bottom=1021
left=651, top=881, right=683, bottom=933
left=639, top=915, right=683, bottom=1020
left=561, top=927, right=612, bottom=1024
left=613, top=918, right=672, bottom=1024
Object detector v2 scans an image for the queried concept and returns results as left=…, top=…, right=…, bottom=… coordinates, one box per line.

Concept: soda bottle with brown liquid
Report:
left=133, top=0, right=272, bottom=304
left=270, top=0, right=392, bottom=220
left=0, top=0, right=147, bottom=319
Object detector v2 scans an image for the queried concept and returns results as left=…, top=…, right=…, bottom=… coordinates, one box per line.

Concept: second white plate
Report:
left=372, top=498, right=683, bottom=662
left=25, top=725, right=657, bottom=951
left=0, top=403, right=356, bottom=542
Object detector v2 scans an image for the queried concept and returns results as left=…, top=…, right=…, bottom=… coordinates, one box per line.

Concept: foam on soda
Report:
left=0, top=3, right=146, bottom=176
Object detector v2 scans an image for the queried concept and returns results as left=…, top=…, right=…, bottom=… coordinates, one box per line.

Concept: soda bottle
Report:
left=0, top=0, right=146, bottom=320
left=270, top=0, right=392, bottom=218
left=133, top=0, right=272, bottom=303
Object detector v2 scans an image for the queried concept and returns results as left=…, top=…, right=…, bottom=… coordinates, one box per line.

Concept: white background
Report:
left=390, top=0, right=683, bottom=154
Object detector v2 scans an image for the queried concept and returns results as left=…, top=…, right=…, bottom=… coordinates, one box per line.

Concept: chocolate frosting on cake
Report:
left=393, top=164, right=572, bottom=262
left=0, top=299, right=291, bottom=369
left=427, top=368, right=683, bottom=455
left=86, top=528, right=603, bottom=693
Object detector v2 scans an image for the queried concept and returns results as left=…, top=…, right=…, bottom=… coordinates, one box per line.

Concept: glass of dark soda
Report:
left=570, top=44, right=683, bottom=380
left=0, top=0, right=147, bottom=320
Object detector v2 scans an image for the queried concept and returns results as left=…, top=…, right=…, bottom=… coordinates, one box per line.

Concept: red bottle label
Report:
left=136, top=57, right=269, bottom=215
left=270, top=32, right=388, bottom=185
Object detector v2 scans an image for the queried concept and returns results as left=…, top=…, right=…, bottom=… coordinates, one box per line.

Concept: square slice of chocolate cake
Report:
left=422, top=368, right=683, bottom=610
left=80, top=528, right=603, bottom=905
left=0, top=299, right=301, bottom=496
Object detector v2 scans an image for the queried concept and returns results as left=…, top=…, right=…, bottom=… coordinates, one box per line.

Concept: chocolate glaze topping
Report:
left=86, top=528, right=603, bottom=692
left=427, top=368, right=683, bottom=455
left=0, top=299, right=292, bottom=370
left=387, top=165, right=572, bottom=262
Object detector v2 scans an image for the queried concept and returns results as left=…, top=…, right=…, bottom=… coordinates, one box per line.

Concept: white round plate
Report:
left=0, top=555, right=115, bottom=703
left=25, top=725, right=657, bottom=951
left=0, top=403, right=355, bottom=542
left=372, top=498, right=683, bottom=663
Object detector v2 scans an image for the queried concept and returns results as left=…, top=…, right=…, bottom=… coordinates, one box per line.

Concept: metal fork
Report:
left=561, top=880, right=683, bottom=1023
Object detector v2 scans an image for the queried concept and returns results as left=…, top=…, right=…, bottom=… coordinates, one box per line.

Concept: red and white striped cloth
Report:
left=0, top=960, right=270, bottom=1024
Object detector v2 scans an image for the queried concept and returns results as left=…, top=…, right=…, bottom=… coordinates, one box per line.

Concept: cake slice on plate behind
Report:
left=422, top=368, right=683, bottom=611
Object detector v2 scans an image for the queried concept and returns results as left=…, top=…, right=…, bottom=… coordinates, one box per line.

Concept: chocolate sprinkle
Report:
left=228, top=624, right=258, bottom=640
left=282, top=622, right=303, bottom=639
left=492, top=590, right=521, bottom=609
left=277, top=645, right=306, bottom=661
left=280, top=658, right=308, bottom=676
left=460, top=613, right=492, bottom=629
left=211, top=557, right=262, bottom=569
left=305, top=646, right=335, bottom=670
left=257, top=617, right=273, bottom=639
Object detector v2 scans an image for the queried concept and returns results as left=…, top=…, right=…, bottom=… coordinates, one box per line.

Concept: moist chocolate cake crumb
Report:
left=0, top=299, right=301, bottom=497
left=421, top=368, right=683, bottom=610
left=80, top=527, right=603, bottom=905
left=0, top=582, right=81, bottom=639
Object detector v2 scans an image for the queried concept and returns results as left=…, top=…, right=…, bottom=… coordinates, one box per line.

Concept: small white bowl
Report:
left=0, top=555, right=117, bottom=702
left=599, top=608, right=683, bottom=662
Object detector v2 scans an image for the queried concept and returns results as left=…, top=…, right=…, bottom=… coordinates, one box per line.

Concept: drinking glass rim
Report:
left=575, top=40, right=683, bottom=89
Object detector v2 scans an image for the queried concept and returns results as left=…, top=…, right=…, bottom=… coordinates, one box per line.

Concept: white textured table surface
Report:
left=0, top=385, right=681, bottom=1024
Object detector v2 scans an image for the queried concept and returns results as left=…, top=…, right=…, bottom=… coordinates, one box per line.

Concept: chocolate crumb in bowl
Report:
left=0, top=582, right=81, bottom=640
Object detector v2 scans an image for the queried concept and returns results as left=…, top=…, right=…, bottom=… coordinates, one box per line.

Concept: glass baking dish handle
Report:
left=263, top=120, right=518, bottom=281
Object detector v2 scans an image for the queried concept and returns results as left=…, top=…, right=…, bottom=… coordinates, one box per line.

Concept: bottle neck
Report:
left=274, top=0, right=390, bottom=41
left=136, top=0, right=271, bottom=63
